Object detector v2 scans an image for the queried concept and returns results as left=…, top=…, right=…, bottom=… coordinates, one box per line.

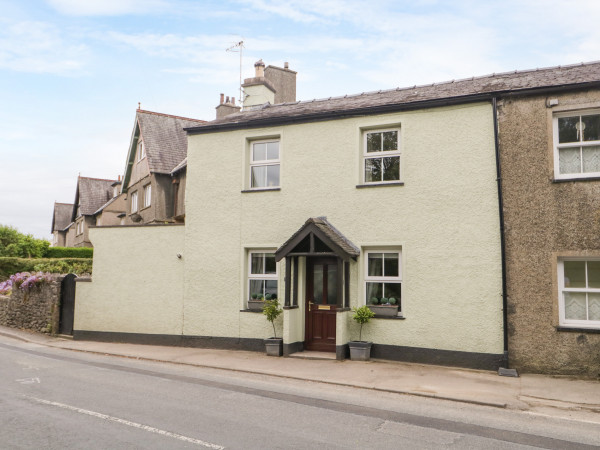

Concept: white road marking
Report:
left=16, top=377, right=40, bottom=384
left=27, top=396, right=224, bottom=449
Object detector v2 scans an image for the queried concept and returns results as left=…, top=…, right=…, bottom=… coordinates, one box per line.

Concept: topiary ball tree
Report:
left=352, top=305, right=375, bottom=342
left=263, top=299, right=283, bottom=338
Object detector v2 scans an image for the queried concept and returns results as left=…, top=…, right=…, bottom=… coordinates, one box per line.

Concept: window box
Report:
left=367, top=304, right=399, bottom=317
left=248, top=298, right=266, bottom=311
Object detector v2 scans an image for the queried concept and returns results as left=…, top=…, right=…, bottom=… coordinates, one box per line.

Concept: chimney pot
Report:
left=231, top=97, right=236, bottom=105
left=226, top=96, right=230, bottom=103
left=220, top=93, right=224, bottom=104
left=284, top=62, right=289, bottom=69
left=254, top=59, right=265, bottom=77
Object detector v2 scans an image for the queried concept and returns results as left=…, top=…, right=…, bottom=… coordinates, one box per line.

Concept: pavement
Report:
left=1, top=325, right=599, bottom=422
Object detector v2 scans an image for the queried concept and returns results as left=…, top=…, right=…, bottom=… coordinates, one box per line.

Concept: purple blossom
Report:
left=0, top=272, right=52, bottom=295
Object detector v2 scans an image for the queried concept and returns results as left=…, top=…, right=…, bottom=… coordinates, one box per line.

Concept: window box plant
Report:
left=367, top=297, right=399, bottom=317
left=348, top=305, right=375, bottom=361
left=263, top=298, right=283, bottom=356
left=248, top=293, right=278, bottom=311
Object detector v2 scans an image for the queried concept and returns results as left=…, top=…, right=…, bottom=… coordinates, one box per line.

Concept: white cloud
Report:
left=0, top=21, right=88, bottom=75
left=45, top=0, right=167, bottom=16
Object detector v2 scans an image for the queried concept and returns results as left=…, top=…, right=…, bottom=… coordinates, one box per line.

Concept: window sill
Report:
left=140, top=205, right=151, bottom=211
left=241, top=188, right=281, bottom=193
left=373, top=315, right=405, bottom=320
left=283, top=305, right=299, bottom=310
left=553, top=176, right=600, bottom=183
left=356, top=182, right=404, bottom=189
left=556, top=326, right=600, bottom=333
left=240, top=309, right=263, bottom=313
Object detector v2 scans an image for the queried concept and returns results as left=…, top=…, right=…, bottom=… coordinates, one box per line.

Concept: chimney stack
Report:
left=215, top=92, right=241, bottom=119
left=255, top=59, right=265, bottom=77
left=220, top=93, right=224, bottom=105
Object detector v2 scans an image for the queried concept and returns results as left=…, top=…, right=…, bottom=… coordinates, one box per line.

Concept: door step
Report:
left=288, top=351, right=337, bottom=361
left=56, top=334, right=74, bottom=340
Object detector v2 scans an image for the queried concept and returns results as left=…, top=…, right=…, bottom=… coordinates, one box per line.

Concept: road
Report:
left=0, top=336, right=598, bottom=449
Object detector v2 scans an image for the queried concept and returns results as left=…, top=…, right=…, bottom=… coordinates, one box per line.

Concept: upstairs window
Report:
left=558, top=259, right=600, bottom=329
left=143, top=184, right=151, bottom=208
left=137, top=139, right=145, bottom=162
left=131, top=191, right=138, bottom=213
left=363, top=129, right=401, bottom=183
left=250, top=140, right=280, bottom=189
left=554, top=111, right=600, bottom=179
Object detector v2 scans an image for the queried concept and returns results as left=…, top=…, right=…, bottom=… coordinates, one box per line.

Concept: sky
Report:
left=1, top=0, right=600, bottom=240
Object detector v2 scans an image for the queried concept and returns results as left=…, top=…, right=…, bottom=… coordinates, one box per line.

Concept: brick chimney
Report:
left=216, top=92, right=241, bottom=119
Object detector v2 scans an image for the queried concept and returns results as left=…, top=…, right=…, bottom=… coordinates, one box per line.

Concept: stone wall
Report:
left=0, top=277, right=62, bottom=333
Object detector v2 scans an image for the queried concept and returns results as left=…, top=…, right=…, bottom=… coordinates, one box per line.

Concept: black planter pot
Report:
left=265, top=337, right=283, bottom=356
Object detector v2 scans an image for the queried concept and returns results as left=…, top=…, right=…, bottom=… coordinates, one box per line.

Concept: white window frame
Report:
left=247, top=251, right=278, bottom=306
left=143, top=184, right=151, bottom=208
left=558, top=258, right=600, bottom=329
left=363, top=128, right=401, bottom=184
left=553, top=109, right=600, bottom=180
left=76, top=220, right=82, bottom=236
left=364, top=249, right=402, bottom=314
left=137, top=138, right=145, bottom=162
left=249, top=139, right=280, bottom=189
left=131, top=191, right=138, bottom=213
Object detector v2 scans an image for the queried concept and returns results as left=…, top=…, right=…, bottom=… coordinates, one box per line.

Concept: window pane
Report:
left=266, top=165, right=280, bottom=187
left=382, top=156, right=400, bottom=181
left=564, top=292, right=587, bottom=320
left=589, top=293, right=600, bottom=321
left=587, top=261, right=600, bottom=288
left=313, top=265, right=323, bottom=304
left=582, top=115, right=600, bottom=141
left=366, top=282, right=383, bottom=303
left=266, top=142, right=279, bottom=160
left=582, top=145, right=600, bottom=173
left=265, top=280, right=278, bottom=297
left=366, top=132, right=381, bottom=153
left=249, top=279, right=265, bottom=298
left=384, top=254, right=399, bottom=277
left=365, top=158, right=382, bottom=182
left=382, top=131, right=398, bottom=151
left=252, top=143, right=267, bottom=161
left=559, top=147, right=581, bottom=174
left=264, top=254, right=276, bottom=274
left=383, top=282, right=401, bottom=303
left=251, top=254, right=264, bottom=274
left=368, top=253, right=383, bottom=277
left=564, top=261, right=586, bottom=287
left=558, top=116, right=579, bottom=143
left=327, top=264, right=337, bottom=305
left=251, top=166, right=266, bottom=188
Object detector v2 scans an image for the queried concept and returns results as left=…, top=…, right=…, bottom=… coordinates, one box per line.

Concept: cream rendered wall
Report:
left=185, top=102, right=503, bottom=354
left=75, top=225, right=185, bottom=334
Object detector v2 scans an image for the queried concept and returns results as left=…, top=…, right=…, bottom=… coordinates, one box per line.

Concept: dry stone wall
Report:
left=0, top=277, right=62, bottom=333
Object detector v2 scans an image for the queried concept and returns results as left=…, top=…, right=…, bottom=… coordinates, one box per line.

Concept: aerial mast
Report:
left=226, top=40, right=245, bottom=104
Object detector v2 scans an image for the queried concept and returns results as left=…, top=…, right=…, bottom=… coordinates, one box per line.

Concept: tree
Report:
left=0, top=225, right=50, bottom=258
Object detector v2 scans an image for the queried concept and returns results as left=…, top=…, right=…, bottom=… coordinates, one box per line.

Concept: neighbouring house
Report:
left=67, top=176, right=121, bottom=247
left=496, top=62, right=600, bottom=376
left=120, top=109, right=205, bottom=224
left=73, top=60, right=600, bottom=374
left=50, top=202, right=73, bottom=247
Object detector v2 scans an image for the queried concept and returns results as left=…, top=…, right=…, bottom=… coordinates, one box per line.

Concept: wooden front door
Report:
left=305, top=257, right=337, bottom=352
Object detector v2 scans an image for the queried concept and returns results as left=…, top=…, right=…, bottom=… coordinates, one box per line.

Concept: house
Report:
left=50, top=202, right=73, bottom=247
left=67, top=176, right=121, bottom=247
left=496, top=62, right=600, bottom=376
left=120, top=108, right=205, bottom=224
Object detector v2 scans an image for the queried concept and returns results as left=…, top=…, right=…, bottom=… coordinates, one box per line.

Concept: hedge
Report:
left=44, top=247, right=93, bottom=258
left=0, top=258, right=93, bottom=281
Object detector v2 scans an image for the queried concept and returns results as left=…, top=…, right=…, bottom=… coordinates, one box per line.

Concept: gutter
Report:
left=492, top=96, right=510, bottom=370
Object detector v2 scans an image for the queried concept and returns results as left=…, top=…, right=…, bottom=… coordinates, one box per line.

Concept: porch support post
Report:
left=344, top=261, right=350, bottom=308
left=284, top=256, right=291, bottom=307
left=336, top=258, right=343, bottom=308
left=292, top=256, right=298, bottom=307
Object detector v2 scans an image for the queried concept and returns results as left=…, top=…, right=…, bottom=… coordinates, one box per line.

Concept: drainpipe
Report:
left=492, top=97, right=509, bottom=369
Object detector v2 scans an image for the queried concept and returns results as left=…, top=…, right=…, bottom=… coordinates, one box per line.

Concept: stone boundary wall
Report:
left=0, top=276, right=63, bottom=333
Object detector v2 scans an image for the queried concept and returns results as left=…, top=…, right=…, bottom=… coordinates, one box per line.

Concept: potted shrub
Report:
left=367, top=296, right=399, bottom=317
left=263, top=298, right=283, bottom=356
left=348, top=305, right=375, bottom=361
left=248, top=292, right=265, bottom=311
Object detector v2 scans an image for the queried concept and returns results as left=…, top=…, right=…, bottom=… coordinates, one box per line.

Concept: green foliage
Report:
left=262, top=299, right=283, bottom=338
left=45, top=247, right=93, bottom=258
left=381, top=297, right=388, bottom=304
left=251, top=293, right=259, bottom=299
left=265, top=293, right=272, bottom=300
left=0, top=225, right=50, bottom=258
left=0, top=257, right=92, bottom=280
left=352, top=305, right=375, bottom=341
left=370, top=296, right=379, bottom=305
left=388, top=297, right=397, bottom=305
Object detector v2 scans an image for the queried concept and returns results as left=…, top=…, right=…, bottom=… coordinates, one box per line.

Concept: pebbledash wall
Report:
left=0, top=278, right=62, bottom=334
left=74, top=225, right=185, bottom=339
left=183, top=102, right=504, bottom=368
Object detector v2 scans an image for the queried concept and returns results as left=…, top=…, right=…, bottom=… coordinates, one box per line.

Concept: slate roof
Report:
left=73, top=176, right=117, bottom=219
left=51, top=202, right=73, bottom=233
left=187, top=61, right=600, bottom=132
left=276, top=217, right=360, bottom=261
left=93, top=195, right=122, bottom=216
left=170, top=157, right=187, bottom=175
left=136, top=110, right=205, bottom=174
